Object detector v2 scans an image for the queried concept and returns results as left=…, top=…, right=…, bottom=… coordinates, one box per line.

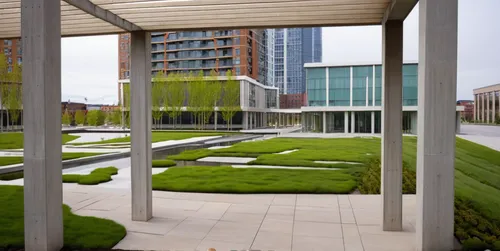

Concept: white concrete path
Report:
left=459, top=124, right=500, bottom=151
left=66, top=186, right=417, bottom=251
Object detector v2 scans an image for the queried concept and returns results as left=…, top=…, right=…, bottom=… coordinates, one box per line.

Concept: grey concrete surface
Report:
left=459, top=124, right=500, bottom=151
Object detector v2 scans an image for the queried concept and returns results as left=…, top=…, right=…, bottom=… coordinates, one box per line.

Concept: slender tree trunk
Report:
left=0, top=109, right=3, bottom=132
left=6, top=110, right=9, bottom=131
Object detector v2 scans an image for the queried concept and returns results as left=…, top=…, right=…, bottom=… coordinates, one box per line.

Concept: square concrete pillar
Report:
left=417, top=0, right=458, bottom=250
left=492, top=92, right=496, bottom=122
left=371, top=111, right=375, bottom=134
left=487, top=93, right=490, bottom=123
left=242, top=111, right=249, bottom=130
left=130, top=31, right=153, bottom=222
left=344, top=111, right=349, bottom=133
left=323, top=112, right=327, bottom=133
left=482, top=94, right=485, bottom=122
left=351, top=112, right=355, bottom=133
left=22, top=0, right=63, bottom=250
left=381, top=19, right=403, bottom=231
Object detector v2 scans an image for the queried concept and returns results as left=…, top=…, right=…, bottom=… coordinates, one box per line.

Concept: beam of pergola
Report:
left=63, top=0, right=142, bottom=31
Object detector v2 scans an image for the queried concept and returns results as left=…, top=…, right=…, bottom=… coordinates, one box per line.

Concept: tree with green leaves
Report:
left=86, top=110, right=105, bottom=126
left=62, top=110, right=71, bottom=126
left=75, top=110, right=86, bottom=126
left=0, top=54, right=9, bottom=132
left=8, top=84, right=21, bottom=128
left=122, top=84, right=131, bottom=128
left=152, top=72, right=166, bottom=129
left=165, top=72, right=186, bottom=129
left=220, top=70, right=240, bottom=130
left=201, top=70, right=222, bottom=129
left=187, top=71, right=205, bottom=129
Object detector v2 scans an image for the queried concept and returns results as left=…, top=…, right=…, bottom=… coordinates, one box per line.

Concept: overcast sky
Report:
left=61, top=0, right=500, bottom=104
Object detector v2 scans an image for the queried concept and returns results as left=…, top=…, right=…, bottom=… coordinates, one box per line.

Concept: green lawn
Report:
left=0, top=152, right=103, bottom=167
left=63, top=166, right=118, bottom=185
left=152, top=166, right=359, bottom=194
left=70, top=131, right=231, bottom=146
left=168, top=137, right=500, bottom=220
left=0, top=132, right=79, bottom=149
left=0, top=185, right=126, bottom=249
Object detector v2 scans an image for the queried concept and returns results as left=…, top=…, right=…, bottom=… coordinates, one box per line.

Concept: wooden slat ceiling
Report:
left=0, top=0, right=393, bottom=39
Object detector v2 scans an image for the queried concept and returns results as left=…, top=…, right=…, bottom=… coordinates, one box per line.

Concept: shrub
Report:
left=62, top=166, right=118, bottom=185
left=462, top=237, right=491, bottom=251
left=152, top=159, right=176, bottom=167
left=357, top=158, right=416, bottom=194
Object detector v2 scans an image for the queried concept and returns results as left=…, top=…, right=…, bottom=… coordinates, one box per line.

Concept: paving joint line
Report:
left=249, top=195, right=274, bottom=248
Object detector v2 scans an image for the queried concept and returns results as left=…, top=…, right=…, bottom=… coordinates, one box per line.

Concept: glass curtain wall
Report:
left=352, top=66, right=373, bottom=106
left=328, top=67, right=350, bottom=106
left=303, top=112, right=323, bottom=132
left=403, top=64, right=418, bottom=106
left=325, top=112, right=345, bottom=133
left=306, top=68, right=326, bottom=106
left=374, top=66, right=382, bottom=106
left=353, top=112, right=372, bottom=133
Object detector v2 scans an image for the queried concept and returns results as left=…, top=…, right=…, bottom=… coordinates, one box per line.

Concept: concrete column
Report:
left=381, top=20, right=403, bottom=231
left=416, top=0, right=458, bottom=250
left=344, top=111, right=349, bottom=133
left=214, top=111, right=218, bottom=130
left=473, top=94, right=477, bottom=121
left=371, top=111, right=375, bottom=134
left=487, top=92, right=490, bottom=123
left=249, top=112, right=253, bottom=129
left=242, top=111, right=249, bottom=130
left=130, top=31, right=152, bottom=222
left=351, top=111, right=355, bottom=133
left=323, top=112, right=326, bottom=133
left=22, top=0, right=63, bottom=249
left=254, top=112, right=257, bottom=128
left=493, top=92, right=496, bottom=123
left=278, top=112, right=281, bottom=127
left=481, top=94, right=484, bottom=122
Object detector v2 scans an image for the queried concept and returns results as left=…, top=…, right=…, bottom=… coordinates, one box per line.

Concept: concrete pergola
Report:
left=0, top=0, right=458, bottom=250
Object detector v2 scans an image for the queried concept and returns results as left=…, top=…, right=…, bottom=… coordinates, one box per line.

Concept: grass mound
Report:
left=0, top=132, right=79, bottom=150
left=63, top=166, right=118, bottom=185
left=152, top=159, right=176, bottom=167
left=0, top=185, right=126, bottom=249
left=152, top=166, right=358, bottom=194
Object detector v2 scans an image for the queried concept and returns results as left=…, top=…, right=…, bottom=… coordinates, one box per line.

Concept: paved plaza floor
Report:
left=65, top=185, right=417, bottom=251
left=459, top=124, right=500, bottom=151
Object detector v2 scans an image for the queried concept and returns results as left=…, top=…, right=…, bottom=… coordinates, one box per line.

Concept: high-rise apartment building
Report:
left=268, top=28, right=322, bottom=94
left=118, top=30, right=264, bottom=81
left=0, top=39, right=22, bottom=71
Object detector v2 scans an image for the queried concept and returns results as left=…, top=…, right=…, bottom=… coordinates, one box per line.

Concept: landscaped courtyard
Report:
left=1, top=133, right=499, bottom=250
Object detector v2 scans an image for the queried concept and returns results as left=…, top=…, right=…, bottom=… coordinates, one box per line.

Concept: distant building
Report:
left=280, top=94, right=307, bottom=109
left=302, top=62, right=463, bottom=134
left=86, top=104, right=102, bottom=111
left=270, top=28, right=322, bottom=94
left=100, top=105, right=120, bottom=112
left=456, top=100, right=474, bottom=122
left=0, top=39, right=22, bottom=71
left=473, top=84, right=500, bottom=123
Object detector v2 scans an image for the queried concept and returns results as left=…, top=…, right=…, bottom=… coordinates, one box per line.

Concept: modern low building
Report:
left=302, top=62, right=463, bottom=134
left=473, top=84, right=500, bottom=123
left=118, top=76, right=279, bottom=130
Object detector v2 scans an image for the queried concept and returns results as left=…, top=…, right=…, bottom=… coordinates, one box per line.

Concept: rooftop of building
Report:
left=473, top=83, right=500, bottom=94
left=304, top=60, right=419, bottom=68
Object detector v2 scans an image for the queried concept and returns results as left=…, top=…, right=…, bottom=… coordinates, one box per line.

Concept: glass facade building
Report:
left=268, top=28, right=322, bottom=94
left=306, top=63, right=418, bottom=107
left=303, top=63, right=420, bottom=134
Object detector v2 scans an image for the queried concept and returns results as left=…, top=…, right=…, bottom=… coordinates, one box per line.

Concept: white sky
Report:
left=61, top=0, right=500, bottom=104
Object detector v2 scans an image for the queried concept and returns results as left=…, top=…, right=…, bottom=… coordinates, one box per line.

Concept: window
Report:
left=235, top=49, right=240, bottom=55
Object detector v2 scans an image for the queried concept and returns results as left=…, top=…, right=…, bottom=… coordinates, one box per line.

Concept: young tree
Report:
left=187, top=71, right=205, bottom=129
left=122, top=84, right=131, bottom=128
left=8, top=84, right=21, bottom=128
left=220, top=70, right=241, bottom=130
left=166, top=72, right=186, bottom=129
left=0, top=54, right=9, bottom=132
left=109, top=109, right=122, bottom=126
left=74, top=110, right=86, bottom=126
left=62, top=110, right=71, bottom=126
left=201, top=70, right=222, bottom=129
left=152, top=72, right=166, bottom=129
